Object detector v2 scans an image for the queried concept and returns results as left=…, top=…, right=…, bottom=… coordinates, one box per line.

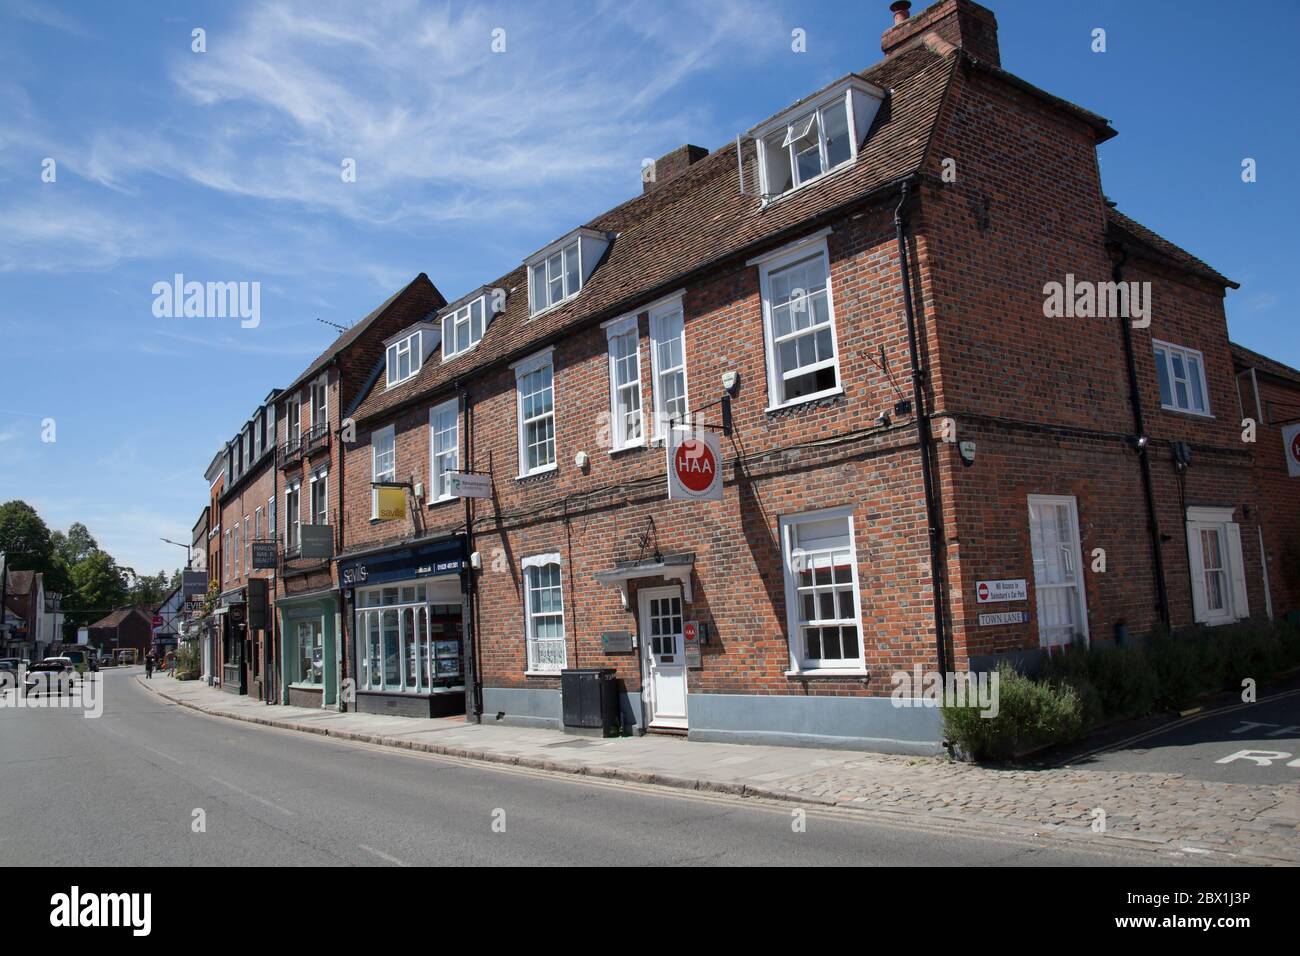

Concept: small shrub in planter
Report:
left=942, top=662, right=1085, bottom=762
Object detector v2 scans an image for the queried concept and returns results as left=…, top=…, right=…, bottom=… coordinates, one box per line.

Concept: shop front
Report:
left=277, top=587, right=340, bottom=709
left=216, top=589, right=246, bottom=695
left=338, top=535, right=468, bottom=718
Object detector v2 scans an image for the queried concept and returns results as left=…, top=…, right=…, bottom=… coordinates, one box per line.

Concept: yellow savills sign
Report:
left=375, top=486, right=406, bottom=521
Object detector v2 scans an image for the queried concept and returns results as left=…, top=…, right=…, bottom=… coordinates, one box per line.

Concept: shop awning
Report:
left=594, top=553, right=694, bottom=608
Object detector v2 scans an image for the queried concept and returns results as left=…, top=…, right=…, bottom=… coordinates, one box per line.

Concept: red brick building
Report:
left=215, top=392, right=280, bottom=698
left=271, top=274, right=445, bottom=710
left=320, top=0, right=1276, bottom=751
left=1233, top=343, right=1300, bottom=619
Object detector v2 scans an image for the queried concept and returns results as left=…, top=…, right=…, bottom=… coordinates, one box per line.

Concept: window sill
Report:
left=527, top=294, right=579, bottom=322
left=766, top=386, right=844, bottom=414
left=427, top=496, right=458, bottom=509
left=608, top=441, right=647, bottom=457
left=288, top=681, right=324, bottom=691
left=516, top=463, right=558, bottom=481
left=785, top=667, right=869, bottom=679
left=1159, top=405, right=1214, bottom=420
left=524, top=669, right=563, bottom=678
left=758, top=161, right=855, bottom=212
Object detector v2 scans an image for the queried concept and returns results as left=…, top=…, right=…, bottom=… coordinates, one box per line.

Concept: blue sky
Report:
left=1, top=0, right=1296, bottom=576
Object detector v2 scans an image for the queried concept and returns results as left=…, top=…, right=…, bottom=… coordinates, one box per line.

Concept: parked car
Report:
left=98, top=653, right=116, bottom=668
left=24, top=659, right=76, bottom=697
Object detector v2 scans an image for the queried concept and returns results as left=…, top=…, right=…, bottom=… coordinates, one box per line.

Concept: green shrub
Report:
left=942, top=662, right=1085, bottom=762
left=174, top=642, right=201, bottom=681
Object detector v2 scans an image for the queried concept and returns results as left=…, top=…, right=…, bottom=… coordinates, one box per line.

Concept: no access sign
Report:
left=667, top=431, right=723, bottom=502
left=976, top=579, right=1027, bottom=603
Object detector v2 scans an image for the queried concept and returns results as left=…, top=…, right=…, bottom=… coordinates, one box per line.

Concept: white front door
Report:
left=639, top=586, right=688, bottom=729
left=1028, top=494, right=1089, bottom=648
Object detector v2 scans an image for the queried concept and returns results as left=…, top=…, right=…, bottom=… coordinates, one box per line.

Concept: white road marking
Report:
left=358, top=844, right=409, bottom=867
left=210, top=776, right=294, bottom=815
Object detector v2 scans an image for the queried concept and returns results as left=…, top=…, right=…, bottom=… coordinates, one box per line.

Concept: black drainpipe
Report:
left=1112, top=243, right=1171, bottom=628
left=458, top=385, right=483, bottom=722
left=893, top=181, right=949, bottom=675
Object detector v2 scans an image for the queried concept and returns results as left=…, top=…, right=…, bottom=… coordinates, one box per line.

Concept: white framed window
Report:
left=751, top=80, right=880, bottom=201
left=604, top=315, right=643, bottom=450
left=371, top=424, right=396, bottom=517
left=758, top=236, right=842, bottom=408
left=649, top=297, right=689, bottom=440
left=223, top=529, right=231, bottom=581
left=232, top=521, right=241, bottom=577
left=386, top=332, right=421, bottom=387
left=1028, top=494, right=1089, bottom=648
left=244, top=516, right=251, bottom=572
left=268, top=495, right=276, bottom=539
left=522, top=553, right=566, bottom=673
left=428, top=399, right=459, bottom=502
left=286, top=395, right=301, bottom=450
left=311, top=375, right=328, bottom=429
left=255, top=506, right=263, bottom=546
left=779, top=507, right=863, bottom=673
left=1186, top=506, right=1249, bottom=625
left=285, top=483, right=301, bottom=549
left=514, top=349, right=556, bottom=477
left=442, top=296, right=487, bottom=360
left=1153, top=340, right=1210, bottom=416
left=310, top=469, right=328, bottom=526
left=529, top=241, right=580, bottom=315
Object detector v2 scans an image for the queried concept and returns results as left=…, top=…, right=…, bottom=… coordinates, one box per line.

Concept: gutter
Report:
left=892, top=179, right=948, bottom=676
left=1110, top=242, right=1171, bottom=628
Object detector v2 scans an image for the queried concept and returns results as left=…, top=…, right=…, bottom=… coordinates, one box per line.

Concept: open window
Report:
left=750, top=76, right=883, bottom=202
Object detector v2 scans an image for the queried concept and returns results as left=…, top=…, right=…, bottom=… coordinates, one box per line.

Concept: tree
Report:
left=65, top=549, right=129, bottom=634
left=51, top=522, right=99, bottom=566
left=0, top=500, right=54, bottom=570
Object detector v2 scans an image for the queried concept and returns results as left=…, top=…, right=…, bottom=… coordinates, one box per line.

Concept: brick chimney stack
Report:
left=881, top=0, right=1000, bottom=67
left=643, top=144, right=709, bottom=194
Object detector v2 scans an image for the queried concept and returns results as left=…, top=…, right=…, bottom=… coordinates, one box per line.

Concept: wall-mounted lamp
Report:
left=721, top=370, right=739, bottom=396
left=958, top=440, right=977, bottom=467
left=1129, top=434, right=1149, bottom=451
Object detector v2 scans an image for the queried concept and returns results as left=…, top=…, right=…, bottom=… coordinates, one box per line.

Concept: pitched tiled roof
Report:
left=281, top=273, right=445, bottom=398
left=1231, top=341, right=1300, bottom=387
left=1107, top=208, right=1239, bottom=289
left=353, top=43, right=958, bottom=424
left=89, top=606, right=150, bottom=630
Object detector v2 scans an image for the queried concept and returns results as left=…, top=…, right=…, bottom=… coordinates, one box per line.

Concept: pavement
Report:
left=0, top=668, right=1179, bottom=867
left=131, top=670, right=1300, bottom=865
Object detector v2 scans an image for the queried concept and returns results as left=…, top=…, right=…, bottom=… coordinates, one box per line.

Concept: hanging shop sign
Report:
left=667, top=430, right=723, bottom=502
left=1283, top=423, right=1300, bottom=478
left=375, top=486, right=406, bottom=521
left=976, top=579, right=1027, bottom=603
left=299, top=524, right=333, bottom=559
left=251, top=541, right=279, bottom=569
left=449, top=472, right=493, bottom=499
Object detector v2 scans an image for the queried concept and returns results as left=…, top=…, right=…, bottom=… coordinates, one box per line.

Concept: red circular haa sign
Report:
left=977, top=583, right=990, bottom=601
left=673, top=439, right=717, bottom=494
left=1291, top=432, right=1300, bottom=466
left=151, top=614, right=163, bottom=628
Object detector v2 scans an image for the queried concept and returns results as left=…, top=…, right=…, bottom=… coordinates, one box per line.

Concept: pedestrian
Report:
left=145, top=653, right=154, bottom=680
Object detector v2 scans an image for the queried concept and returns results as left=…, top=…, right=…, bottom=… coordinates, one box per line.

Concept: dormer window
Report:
left=751, top=76, right=883, bottom=201
left=442, top=295, right=488, bottom=361
left=526, top=228, right=611, bottom=316
left=384, top=323, right=440, bottom=388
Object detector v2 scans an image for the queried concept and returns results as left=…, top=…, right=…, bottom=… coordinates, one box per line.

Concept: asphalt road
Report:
left=0, top=668, right=1183, bottom=867
left=1060, top=683, right=1300, bottom=783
